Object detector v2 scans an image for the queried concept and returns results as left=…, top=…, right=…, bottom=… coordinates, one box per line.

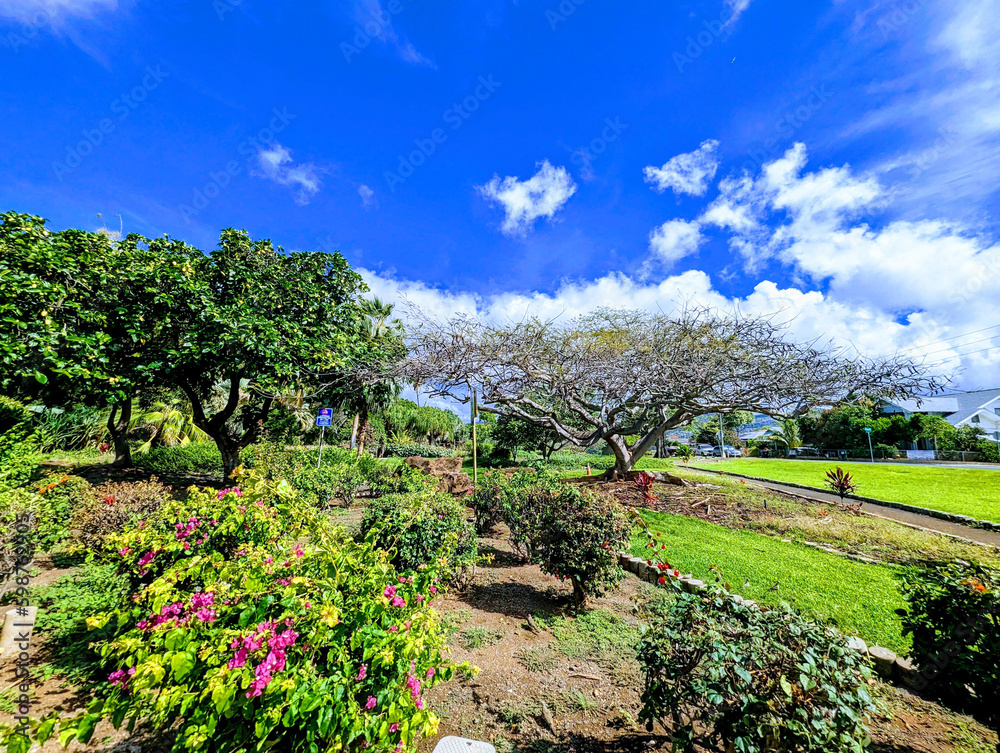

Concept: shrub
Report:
left=469, top=469, right=539, bottom=535
left=520, top=485, right=631, bottom=605
left=37, top=468, right=466, bottom=753
left=977, top=440, right=1000, bottom=464
left=360, top=490, right=477, bottom=576
left=383, top=442, right=454, bottom=459
left=0, top=396, right=32, bottom=435
left=134, top=442, right=223, bottom=476
left=874, top=443, right=902, bottom=459
left=898, top=561, right=1000, bottom=736
left=637, top=587, right=874, bottom=753
left=70, top=478, right=172, bottom=553
left=673, top=445, right=693, bottom=462
left=824, top=466, right=857, bottom=503
left=0, top=397, right=40, bottom=490
left=0, top=473, right=89, bottom=553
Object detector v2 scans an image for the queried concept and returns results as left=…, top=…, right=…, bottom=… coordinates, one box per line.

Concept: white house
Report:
left=881, top=388, right=1000, bottom=443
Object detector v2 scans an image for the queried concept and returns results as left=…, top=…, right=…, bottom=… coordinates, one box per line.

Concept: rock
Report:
left=868, top=646, right=897, bottom=678
left=846, top=636, right=868, bottom=654
left=540, top=700, right=556, bottom=732
left=618, top=552, right=632, bottom=568
left=628, top=556, right=645, bottom=573
left=647, top=471, right=693, bottom=487
left=894, top=656, right=922, bottom=687
left=405, top=457, right=473, bottom=495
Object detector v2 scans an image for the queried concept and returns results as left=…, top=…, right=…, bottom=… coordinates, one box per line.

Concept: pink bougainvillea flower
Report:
left=389, top=723, right=399, bottom=733
left=356, top=664, right=367, bottom=681
left=390, top=596, right=406, bottom=608
left=365, top=696, right=377, bottom=711
left=429, top=586, right=437, bottom=594
left=415, top=594, right=424, bottom=603
left=426, top=667, right=435, bottom=679
left=383, top=585, right=397, bottom=599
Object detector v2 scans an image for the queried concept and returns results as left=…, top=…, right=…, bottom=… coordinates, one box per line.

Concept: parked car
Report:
left=695, top=444, right=715, bottom=456
left=712, top=445, right=743, bottom=457
left=788, top=445, right=818, bottom=457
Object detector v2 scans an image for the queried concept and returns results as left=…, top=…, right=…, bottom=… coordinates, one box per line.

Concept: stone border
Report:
left=616, top=551, right=921, bottom=688
left=691, top=466, right=1000, bottom=533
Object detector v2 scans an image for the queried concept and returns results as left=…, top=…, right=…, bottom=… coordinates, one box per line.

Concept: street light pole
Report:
left=864, top=427, right=874, bottom=463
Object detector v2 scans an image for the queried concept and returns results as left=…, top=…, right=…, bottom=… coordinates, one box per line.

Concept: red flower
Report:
left=658, top=576, right=666, bottom=585
left=673, top=569, right=680, bottom=577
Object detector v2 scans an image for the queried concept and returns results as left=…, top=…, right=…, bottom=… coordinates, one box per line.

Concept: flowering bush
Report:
left=468, top=468, right=539, bottom=535
left=360, top=489, right=477, bottom=576
left=70, top=478, right=172, bottom=552
left=133, top=442, right=224, bottom=476
left=898, top=561, right=1000, bottom=738
left=637, top=587, right=874, bottom=753
left=36, top=468, right=467, bottom=753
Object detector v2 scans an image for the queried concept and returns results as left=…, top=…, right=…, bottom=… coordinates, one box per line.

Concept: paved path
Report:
left=686, top=468, right=1000, bottom=549
left=781, top=458, right=1000, bottom=471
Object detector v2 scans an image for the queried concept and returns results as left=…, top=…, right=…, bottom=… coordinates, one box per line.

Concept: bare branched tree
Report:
left=402, top=307, right=945, bottom=478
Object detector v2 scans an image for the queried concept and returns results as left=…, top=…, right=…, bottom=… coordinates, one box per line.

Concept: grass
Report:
left=516, top=645, right=560, bottom=673
left=533, top=609, right=643, bottom=685
left=457, top=626, right=505, bottom=650
left=631, top=509, right=911, bottom=653
left=689, top=458, right=1000, bottom=523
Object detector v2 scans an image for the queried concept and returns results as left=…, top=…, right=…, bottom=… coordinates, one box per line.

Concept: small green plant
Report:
left=458, top=626, right=505, bottom=650
left=70, top=478, right=171, bottom=552
left=637, top=586, right=874, bottom=753
left=516, top=645, right=559, bottom=673
left=825, top=466, right=858, bottom=503
left=133, top=442, right=223, bottom=475
left=673, top=445, right=694, bottom=463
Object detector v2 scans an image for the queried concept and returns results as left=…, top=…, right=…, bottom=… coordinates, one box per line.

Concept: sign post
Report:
left=863, top=427, right=874, bottom=463
left=316, top=409, right=333, bottom=468
left=471, top=389, right=478, bottom=485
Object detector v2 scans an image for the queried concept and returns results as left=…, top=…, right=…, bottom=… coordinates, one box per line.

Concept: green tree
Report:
left=770, top=418, right=802, bottom=450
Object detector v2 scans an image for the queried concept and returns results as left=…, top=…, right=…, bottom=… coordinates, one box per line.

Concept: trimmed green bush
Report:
left=134, top=442, right=223, bottom=475
left=977, top=440, right=1000, bottom=464
left=898, top=561, right=1000, bottom=737
left=360, top=490, right=477, bottom=576
left=383, top=442, right=454, bottom=459
left=638, top=586, right=874, bottom=753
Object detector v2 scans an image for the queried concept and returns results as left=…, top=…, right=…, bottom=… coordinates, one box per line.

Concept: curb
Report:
left=616, top=551, right=921, bottom=689
left=690, top=467, right=1000, bottom=533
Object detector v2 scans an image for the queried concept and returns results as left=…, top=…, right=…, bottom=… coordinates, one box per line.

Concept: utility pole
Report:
left=864, top=427, right=874, bottom=463
left=471, top=388, right=478, bottom=485
left=718, top=413, right=727, bottom=459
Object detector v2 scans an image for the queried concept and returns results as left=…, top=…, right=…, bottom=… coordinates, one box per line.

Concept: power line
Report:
left=898, top=323, right=1000, bottom=354
left=924, top=344, right=1000, bottom=367
left=916, top=334, right=1000, bottom=359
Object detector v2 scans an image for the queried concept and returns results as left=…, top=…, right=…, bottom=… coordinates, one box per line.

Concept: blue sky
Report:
left=2, top=0, right=999, bottom=389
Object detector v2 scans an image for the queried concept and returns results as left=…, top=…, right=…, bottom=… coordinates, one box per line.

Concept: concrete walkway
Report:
left=687, top=467, right=1000, bottom=549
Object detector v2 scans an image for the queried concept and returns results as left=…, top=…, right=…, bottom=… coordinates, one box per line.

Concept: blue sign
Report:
left=863, top=427, right=873, bottom=434
left=316, top=408, right=333, bottom=427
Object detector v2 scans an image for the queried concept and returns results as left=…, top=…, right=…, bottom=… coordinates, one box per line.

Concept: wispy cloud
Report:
left=0, top=0, right=117, bottom=22
left=725, top=0, right=752, bottom=26
left=358, top=183, right=378, bottom=210
left=644, top=139, right=720, bottom=197
left=252, top=143, right=324, bottom=206
left=350, top=0, right=434, bottom=67
left=477, top=160, right=577, bottom=236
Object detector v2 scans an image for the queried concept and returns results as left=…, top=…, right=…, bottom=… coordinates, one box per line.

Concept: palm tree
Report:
left=132, top=399, right=210, bottom=453
left=769, top=418, right=803, bottom=453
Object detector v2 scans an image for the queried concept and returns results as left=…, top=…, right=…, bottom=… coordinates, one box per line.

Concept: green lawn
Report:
left=688, top=458, right=1000, bottom=524
left=631, top=509, right=910, bottom=653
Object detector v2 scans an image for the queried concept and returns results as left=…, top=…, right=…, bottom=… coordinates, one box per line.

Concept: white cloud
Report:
left=0, top=0, right=116, bottom=22
left=477, top=160, right=577, bottom=236
left=253, top=143, right=323, bottom=206
left=725, top=0, right=752, bottom=25
left=358, top=184, right=378, bottom=210
left=644, top=139, right=720, bottom=197
left=351, top=0, right=434, bottom=67
left=648, top=219, right=703, bottom=266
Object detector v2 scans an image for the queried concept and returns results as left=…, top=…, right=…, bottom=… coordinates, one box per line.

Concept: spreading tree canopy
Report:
left=403, top=307, right=945, bottom=477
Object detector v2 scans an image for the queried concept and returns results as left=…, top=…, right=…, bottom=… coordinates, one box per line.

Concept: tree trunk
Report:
left=356, top=406, right=369, bottom=458
left=349, top=413, right=359, bottom=449
left=603, top=434, right=634, bottom=480
left=216, top=435, right=242, bottom=481
left=107, top=398, right=133, bottom=468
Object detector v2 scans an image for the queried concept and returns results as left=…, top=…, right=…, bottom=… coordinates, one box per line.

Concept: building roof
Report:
left=883, top=388, right=1000, bottom=425
left=884, top=396, right=960, bottom=413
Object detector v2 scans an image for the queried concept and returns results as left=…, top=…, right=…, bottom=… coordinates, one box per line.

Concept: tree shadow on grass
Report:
left=62, top=462, right=222, bottom=491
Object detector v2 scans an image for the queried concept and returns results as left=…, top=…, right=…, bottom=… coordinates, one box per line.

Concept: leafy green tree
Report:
left=770, top=418, right=802, bottom=450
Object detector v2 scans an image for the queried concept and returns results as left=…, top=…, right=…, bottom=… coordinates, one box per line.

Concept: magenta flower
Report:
left=383, top=585, right=397, bottom=599
left=426, top=667, right=435, bottom=679
left=356, top=664, right=367, bottom=681
left=389, top=723, right=399, bottom=733
left=365, top=696, right=377, bottom=711
left=108, top=666, right=136, bottom=689
left=390, top=596, right=406, bottom=608
left=429, top=586, right=437, bottom=594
